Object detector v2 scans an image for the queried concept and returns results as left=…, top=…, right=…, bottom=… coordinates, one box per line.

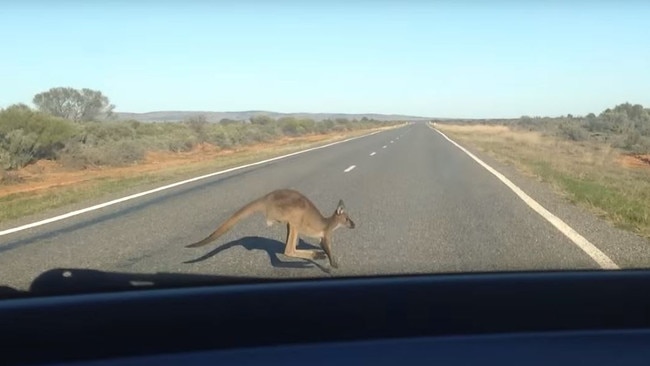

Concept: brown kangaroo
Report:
left=185, top=189, right=355, bottom=268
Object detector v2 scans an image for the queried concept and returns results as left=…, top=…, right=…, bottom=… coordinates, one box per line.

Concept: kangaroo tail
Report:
left=185, top=197, right=266, bottom=248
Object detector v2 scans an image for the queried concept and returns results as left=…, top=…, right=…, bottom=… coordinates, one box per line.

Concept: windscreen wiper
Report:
left=1, top=268, right=279, bottom=299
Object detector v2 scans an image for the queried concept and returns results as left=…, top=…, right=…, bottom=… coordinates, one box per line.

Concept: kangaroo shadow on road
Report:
left=183, top=236, right=331, bottom=273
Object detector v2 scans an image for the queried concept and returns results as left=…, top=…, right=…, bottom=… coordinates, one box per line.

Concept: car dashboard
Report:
left=1, top=268, right=650, bottom=365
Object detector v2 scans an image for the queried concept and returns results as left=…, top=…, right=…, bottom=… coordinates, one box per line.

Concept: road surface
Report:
left=2, top=123, right=650, bottom=292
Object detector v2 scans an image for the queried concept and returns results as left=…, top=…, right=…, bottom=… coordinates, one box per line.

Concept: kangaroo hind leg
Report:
left=283, top=224, right=325, bottom=261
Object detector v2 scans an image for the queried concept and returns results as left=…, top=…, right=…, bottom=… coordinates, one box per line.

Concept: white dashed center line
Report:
left=390, top=140, right=394, bottom=143
left=382, top=145, right=387, bottom=148
left=370, top=152, right=376, bottom=156
left=344, top=165, right=356, bottom=173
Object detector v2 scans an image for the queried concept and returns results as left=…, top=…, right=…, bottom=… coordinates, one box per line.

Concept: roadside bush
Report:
left=0, top=104, right=77, bottom=167
left=279, top=118, right=305, bottom=136
left=133, top=123, right=198, bottom=152
left=612, top=132, right=650, bottom=154
left=317, top=119, right=336, bottom=133
left=332, top=124, right=347, bottom=132
left=81, top=122, right=137, bottom=144
left=219, top=118, right=240, bottom=125
left=132, top=121, right=168, bottom=137
left=185, top=115, right=209, bottom=142
left=638, top=120, right=650, bottom=137
left=636, top=137, right=650, bottom=154
left=244, top=125, right=275, bottom=143
left=220, top=124, right=255, bottom=146
left=59, top=140, right=145, bottom=168
left=315, top=123, right=330, bottom=134
left=249, top=115, right=274, bottom=125
left=205, top=126, right=234, bottom=149
left=586, top=116, right=609, bottom=132
left=506, top=102, right=650, bottom=154
left=0, top=103, right=397, bottom=170
left=0, top=148, right=11, bottom=171
left=260, top=123, right=281, bottom=139
left=163, top=133, right=198, bottom=153
left=0, top=130, right=39, bottom=170
left=558, top=123, right=588, bottom=142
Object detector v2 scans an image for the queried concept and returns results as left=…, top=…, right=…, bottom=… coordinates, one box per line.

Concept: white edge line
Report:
left=343, top=165, right=356, bottom=173
left=370, top=152, right=377, bottom=156
left=0, top=129, right=387, bottom=237
left=429, top=124, right=619, bottom=270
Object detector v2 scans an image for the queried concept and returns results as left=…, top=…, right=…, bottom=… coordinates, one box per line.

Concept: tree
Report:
left=33, top=87, right=115, bottom=122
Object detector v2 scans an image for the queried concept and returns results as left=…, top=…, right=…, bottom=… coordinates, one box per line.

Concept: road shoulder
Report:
left=430, top=125, right=650, bottom=269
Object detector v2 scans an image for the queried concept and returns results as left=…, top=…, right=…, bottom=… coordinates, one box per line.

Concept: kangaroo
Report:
left=185, top=189, right=355, bottom=268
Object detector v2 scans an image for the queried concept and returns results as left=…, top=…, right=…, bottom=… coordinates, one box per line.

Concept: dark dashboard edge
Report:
left=2, top=268, right=650, bottom=365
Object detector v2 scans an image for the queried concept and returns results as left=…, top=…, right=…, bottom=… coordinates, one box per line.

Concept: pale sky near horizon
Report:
left=1, top=0, right=649, bottom=118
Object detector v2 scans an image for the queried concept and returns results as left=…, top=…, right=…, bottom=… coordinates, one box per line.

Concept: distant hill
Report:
left=114, top=110, right=432, bottom=123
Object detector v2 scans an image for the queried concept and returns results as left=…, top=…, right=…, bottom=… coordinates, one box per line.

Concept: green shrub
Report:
left=558, top=123, right=588, bottom=141
left=204, top=126, right=233, bottom=149
left=164, top=134, right=198, bottom=152
left=0, top=104, right=77, bottom=167
left=184, top=115, right=209, bottom=142
left=624, top=133, right=650, bottom=154
left=59, top=140, right=145, bottom=168
left=0, top=130, right=39, bottom=170
left=0, top=102, right=395, bottom=170
left=81, top=122, right=137, bottom=144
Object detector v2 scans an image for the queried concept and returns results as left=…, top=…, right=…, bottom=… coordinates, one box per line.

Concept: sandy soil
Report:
left=618, top=154, right=650, bottom=169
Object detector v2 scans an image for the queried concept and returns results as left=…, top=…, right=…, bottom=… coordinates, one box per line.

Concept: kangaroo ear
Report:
left=336, top=199, right=345, bottom=214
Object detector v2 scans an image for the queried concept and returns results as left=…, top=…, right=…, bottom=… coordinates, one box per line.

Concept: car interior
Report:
left=1, top=267, right=650, bottom=365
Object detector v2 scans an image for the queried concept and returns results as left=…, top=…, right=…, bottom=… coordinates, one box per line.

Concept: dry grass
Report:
left=435, top=123, right=650, bottom=238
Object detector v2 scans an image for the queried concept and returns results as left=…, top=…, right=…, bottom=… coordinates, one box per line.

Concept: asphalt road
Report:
left=2, top=123, right=650, bottom=292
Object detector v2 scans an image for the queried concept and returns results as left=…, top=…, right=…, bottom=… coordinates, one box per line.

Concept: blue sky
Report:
left=1, top=0, right=649, bottom=118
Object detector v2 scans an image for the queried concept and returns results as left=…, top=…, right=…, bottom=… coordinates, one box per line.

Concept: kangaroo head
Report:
left=333, top=199, right=355, bottom=229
